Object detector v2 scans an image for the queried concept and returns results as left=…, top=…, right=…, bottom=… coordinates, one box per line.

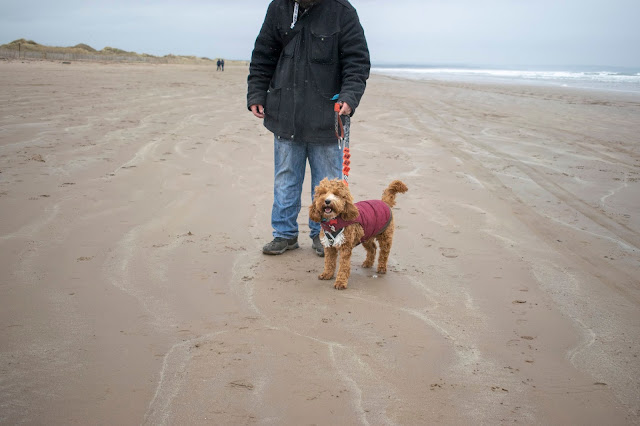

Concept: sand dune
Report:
left=1, top=60, right=639, bottom=424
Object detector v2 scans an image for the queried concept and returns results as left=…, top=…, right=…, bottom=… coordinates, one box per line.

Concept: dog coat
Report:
left=321, top=200, right=392, bottom=247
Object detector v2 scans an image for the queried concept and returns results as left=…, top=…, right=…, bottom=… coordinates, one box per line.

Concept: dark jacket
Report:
left=247, top=0, right=370, bottom=143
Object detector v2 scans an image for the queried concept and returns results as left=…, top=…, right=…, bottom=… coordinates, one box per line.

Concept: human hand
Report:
left=339, top=102, right=352, bottom=116
left=250, top=104, right=265, bottom=119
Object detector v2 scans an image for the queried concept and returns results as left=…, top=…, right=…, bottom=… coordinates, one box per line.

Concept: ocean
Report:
left=371, top=65, right=640, bottom=94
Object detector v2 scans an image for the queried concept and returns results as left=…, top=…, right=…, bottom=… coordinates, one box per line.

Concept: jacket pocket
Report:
left=306, top=93, right=335, bottom=133
left=265, top=87, right=281, bottom=118
left=310, top=32, right=336, bottom=64
left=309, top=62, right=340, bottom=99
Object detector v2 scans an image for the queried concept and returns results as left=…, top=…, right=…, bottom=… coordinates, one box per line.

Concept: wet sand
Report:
left=1, top=60, right=639, bottom=424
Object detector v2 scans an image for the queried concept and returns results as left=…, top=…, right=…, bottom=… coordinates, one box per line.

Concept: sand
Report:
left=0, top=60, right=639, bottom=425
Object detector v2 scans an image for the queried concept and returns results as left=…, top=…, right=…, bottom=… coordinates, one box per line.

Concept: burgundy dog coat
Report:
left=321, top=200, right=392, bottom=246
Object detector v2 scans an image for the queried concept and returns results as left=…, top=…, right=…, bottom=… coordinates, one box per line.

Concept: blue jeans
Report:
left=272, top=135, right=342, bottom=239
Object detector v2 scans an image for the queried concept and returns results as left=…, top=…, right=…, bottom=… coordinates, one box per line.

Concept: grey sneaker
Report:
left=311, top=235, right=325, bottom=257
left=262, top=236, right=299, bottom=255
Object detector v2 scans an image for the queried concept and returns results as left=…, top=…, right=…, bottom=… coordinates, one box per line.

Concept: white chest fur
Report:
left=321, top=229, right=346, bottom=247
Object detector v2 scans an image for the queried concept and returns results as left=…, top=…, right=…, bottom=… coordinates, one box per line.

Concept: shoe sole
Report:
left=263, top=242, right=299, bottom=255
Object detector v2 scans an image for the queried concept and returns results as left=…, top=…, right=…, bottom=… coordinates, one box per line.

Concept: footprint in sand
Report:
left=439, top=247, right=459, bottom=258
left=506, top=339, right=521, bottom=347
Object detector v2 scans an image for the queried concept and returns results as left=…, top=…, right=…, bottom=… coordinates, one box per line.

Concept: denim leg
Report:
left=307, top=141, right=343, bottom=238
left=272, top=136, right=307, bottom=239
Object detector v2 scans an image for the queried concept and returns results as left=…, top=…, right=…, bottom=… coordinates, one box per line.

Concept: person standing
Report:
left=247, top=0, right=370, bottom=256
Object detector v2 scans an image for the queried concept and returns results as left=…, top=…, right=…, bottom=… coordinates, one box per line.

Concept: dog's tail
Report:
left=382, top=180, right=408, bottom=208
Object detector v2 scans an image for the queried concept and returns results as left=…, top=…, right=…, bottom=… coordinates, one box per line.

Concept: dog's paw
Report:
left=318, top=272, right=334, bottom=280
left=334, top=280, right=348, bottom=290
left=376, top=265, right=387, bottom=274
left=361, top=260, right=374, bottom=268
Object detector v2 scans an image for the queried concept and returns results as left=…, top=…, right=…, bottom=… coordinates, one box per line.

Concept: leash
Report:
left=334, top=102, right=351, bottom=186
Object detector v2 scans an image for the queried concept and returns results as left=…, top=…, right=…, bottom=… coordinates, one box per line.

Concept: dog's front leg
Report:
left=318, top=247, right=337, bottom=280
left=377, top=235, right=392, bottom=274
left=334, top=245, right=354, bottom=290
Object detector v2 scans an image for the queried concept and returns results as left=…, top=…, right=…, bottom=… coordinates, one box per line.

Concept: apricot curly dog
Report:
left=309, top=178, right=408, bottom=290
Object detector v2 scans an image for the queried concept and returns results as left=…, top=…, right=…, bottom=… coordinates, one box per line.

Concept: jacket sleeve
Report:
left=337, top=8, right=370, bottom=116
left=247, top=2, right=283, bottom=110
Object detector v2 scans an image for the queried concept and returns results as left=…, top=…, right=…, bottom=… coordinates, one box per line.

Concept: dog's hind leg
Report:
left=361, top=239, right=377, bottom=268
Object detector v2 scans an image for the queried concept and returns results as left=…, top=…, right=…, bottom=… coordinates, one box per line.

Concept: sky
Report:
left=1, top=0, right=639, bottom=69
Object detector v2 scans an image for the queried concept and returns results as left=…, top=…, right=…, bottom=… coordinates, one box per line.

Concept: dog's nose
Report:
left=324, top=199, right=331, bottom=205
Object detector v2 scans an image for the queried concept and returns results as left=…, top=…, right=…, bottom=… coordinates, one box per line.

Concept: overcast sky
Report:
left=1, top=0, right=639, bottom=68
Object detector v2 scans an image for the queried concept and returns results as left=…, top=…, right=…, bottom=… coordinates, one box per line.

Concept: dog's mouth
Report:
left=321, top=203, right=336, bottom=218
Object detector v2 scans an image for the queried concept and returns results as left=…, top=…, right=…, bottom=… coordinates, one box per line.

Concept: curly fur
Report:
left=309, top=178, right=408, bottom=289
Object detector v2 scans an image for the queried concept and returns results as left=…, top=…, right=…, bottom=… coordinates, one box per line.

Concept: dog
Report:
left=309, top=178, right=408, bottom=289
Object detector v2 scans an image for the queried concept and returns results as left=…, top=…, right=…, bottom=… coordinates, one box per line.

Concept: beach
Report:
left=1, top=60, right=639, bottom=424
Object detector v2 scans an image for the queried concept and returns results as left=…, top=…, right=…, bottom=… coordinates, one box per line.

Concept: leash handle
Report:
left=334, top=102, right=344, bottom=140
left=334, top=102, right=351, bottom=185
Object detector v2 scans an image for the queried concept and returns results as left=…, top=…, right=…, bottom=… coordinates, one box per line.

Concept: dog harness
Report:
left=321, top=200, right=392, bottom=247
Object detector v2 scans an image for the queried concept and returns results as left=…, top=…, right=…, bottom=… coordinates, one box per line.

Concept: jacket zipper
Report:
left=290, top=2, right=313, bottom=140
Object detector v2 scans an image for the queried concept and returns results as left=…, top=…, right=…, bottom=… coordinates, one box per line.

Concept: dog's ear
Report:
left=341, top=199, right=359, bottom=221
left=309, top=202, right=322, bottom=223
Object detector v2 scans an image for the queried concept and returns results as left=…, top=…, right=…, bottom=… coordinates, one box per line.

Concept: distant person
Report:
left=247, top=0, right=370, bottom=256
left=216, top=59, right=221, bottom=71
left=221, top=59, right=225, bottom=71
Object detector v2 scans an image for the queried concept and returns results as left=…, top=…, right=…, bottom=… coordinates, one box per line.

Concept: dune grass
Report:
left=0, top=38, right=228, bottom=65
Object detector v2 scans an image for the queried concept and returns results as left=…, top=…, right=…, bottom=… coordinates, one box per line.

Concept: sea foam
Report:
left=372, top=66, right=640, bottom=93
